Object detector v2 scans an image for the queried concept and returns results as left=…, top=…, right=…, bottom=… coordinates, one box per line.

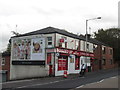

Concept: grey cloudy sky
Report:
left=0, top=0, right=119, bottom=52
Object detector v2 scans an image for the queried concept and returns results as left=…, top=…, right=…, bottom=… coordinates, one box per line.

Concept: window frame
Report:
left=47, top=37, right=52, bottom=46
left=2, top=58, right=5, bottom=66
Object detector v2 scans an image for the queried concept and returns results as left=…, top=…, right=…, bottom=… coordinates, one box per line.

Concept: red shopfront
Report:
left=46, top=47, right=94, bottom=76
left=57, top=54, right=68, bottom=71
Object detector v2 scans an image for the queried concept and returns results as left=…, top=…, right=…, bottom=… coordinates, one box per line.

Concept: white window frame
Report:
left=2, top=58, right=5, bottom=66
left=47, top=37, right=52, bottom=47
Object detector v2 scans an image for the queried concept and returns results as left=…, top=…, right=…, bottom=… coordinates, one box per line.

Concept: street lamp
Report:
left=85, top=17, right=101, bottom=65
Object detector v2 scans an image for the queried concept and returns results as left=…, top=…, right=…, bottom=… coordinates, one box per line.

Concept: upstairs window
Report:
left=2, top=58, right=5, bottom=66
left=75, top=41, right=80, bottom=50
left=87, top=44, right=89, bottom=50
left=102, top=47, right=106, bottom=54
left=47, top=37, right=52, bottom=46
left=109, top=49, right=112, bottom=55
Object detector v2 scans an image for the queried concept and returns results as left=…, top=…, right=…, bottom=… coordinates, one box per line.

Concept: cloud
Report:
left=0, top=0, right=119, bottom=52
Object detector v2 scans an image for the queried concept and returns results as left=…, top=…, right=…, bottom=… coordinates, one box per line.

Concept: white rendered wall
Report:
left=10, top=34, right=54, bottom=80
left=10, top=65, right=49, bottom=80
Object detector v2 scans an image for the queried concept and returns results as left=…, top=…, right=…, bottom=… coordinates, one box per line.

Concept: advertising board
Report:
left=12, top=37, right=45, bottom=61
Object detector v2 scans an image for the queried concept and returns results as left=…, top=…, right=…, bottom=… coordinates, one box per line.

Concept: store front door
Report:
left=68, top=55, right=75, bottom=74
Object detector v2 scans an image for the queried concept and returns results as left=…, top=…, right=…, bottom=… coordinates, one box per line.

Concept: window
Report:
left=94, top=59, right=98, bottom=65
left=75, top=41, right=80, bottom=50
left=59, top=37, right=67, bottom=48
left=102, top=59, right=106, bottom=65
left=110, top=49, right=112, bottom=55
left=47, top=37, right=52, bottom=46
left=75, top=56, right=80, bottom=70
left=65, top=42, right=67, bottom=48
left=110, top=59, right=113, bottom=65
left=58, top=56, right=68, bottom=71
left=87, top=44, right=89, bottom=50
left=102, top=47, right=106, bottom=54
left=2, top=58, right=5, bottom=66
left=59, top=43, right=62, bottom=47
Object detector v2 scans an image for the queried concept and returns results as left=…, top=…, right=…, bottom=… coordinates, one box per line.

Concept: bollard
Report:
left=63, top=70, right=67, bottom=78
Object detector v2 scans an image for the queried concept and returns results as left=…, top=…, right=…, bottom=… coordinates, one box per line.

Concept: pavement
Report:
left=76, top=76, right=119, bottom=88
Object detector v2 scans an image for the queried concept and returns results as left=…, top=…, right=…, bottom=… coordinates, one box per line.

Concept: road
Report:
left=1, top=68, right=119, bottom=90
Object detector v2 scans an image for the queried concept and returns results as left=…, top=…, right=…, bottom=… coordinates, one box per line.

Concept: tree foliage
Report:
left=4, top=31, right=20, bottom=53
left=94, top=28, right=120, bottom=62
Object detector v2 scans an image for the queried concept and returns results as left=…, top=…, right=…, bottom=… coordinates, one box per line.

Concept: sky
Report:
left=0, top=0, right=119, bottom=52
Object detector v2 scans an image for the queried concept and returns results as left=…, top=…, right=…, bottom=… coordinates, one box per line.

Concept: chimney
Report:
left=85, top=34, right=91, bottom=39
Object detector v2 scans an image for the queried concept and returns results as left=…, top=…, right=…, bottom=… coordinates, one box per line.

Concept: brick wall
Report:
left=102, top=47, right=115, bottom=69
left=2, top=53, right=10, bottom=80
left=93, top=45, right=102, bottom=71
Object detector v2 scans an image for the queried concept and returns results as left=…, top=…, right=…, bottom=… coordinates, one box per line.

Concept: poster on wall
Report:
left=12, top=37, right=45, bottom=61
left=31, top=38, right=45, bottom=60
left=12, top=39, right=31, bottom=60
left=58, top=59, right=67, bottom=71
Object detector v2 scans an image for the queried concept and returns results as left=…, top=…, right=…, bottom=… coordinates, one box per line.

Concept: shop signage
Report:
left=56, top=48, right=94, bottom=57
left=56, top=53, right=60, bottom=56
left=12, top=61, right=45, bottom=65
left=59, top=39, right=64, bottom=43
left=46, top=48, right=94, bottom=57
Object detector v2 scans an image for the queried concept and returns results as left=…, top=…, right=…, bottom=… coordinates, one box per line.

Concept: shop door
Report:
left=47, top=53, right=53, bottom=76
left=68, top=55, right=75, bottom=73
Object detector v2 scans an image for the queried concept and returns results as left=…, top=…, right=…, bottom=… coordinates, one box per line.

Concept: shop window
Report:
left=81, top=60, right=83, bottom=65
left=75, top=56, right=80, bottom=70
left=102, top=59, right=106, bottom=65
left=2, top=58, right=5, bottom=66
left=47, top=37, right=52, bottom=46
left=70, top=58, right=74, bottom=63
left=58, top=56, right=68, bottom=71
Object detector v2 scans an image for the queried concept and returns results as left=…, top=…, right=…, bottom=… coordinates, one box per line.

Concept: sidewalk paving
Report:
left=77, top=76, right=119, bottom=88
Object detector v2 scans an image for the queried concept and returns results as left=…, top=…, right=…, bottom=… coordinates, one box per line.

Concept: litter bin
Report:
left=87, top=66, right=91, bottom=72
left=0, top=70, right=7, bottom=82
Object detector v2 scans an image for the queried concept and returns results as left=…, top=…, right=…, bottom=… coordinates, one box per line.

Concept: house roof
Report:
left=11, top=26, right=110, bottom=46
left=12, top=26, right=85, bottom=40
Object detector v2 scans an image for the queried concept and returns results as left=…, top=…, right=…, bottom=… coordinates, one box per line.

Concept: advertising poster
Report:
left=58, top=59, right=67, bottom=71
left=31, top=38, right=45, bottom=60
left=12, top=39, right=31, bottom=60
left=12, top=37, right=45, bottom=61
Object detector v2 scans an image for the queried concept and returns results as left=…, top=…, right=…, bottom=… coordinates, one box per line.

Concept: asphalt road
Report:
left=1, top=68, right=119, bottom=90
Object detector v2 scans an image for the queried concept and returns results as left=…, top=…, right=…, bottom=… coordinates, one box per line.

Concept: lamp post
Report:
left=85, top=17, right=101, bottom=65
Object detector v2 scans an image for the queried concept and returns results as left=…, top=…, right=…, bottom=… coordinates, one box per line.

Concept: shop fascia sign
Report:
left=59, top=37, right=67, bottom=43
left=46, top=48, right=94, bottom=57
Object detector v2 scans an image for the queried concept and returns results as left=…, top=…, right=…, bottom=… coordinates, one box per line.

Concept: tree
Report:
left=94, top=28, right=120, bottom=62
left=4, top=31, right=20, bottom=53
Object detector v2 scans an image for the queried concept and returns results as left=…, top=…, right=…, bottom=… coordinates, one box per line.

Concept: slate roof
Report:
left=11, top=26, right=109, bottom=46
left=12, top=26, right=85, bottom=40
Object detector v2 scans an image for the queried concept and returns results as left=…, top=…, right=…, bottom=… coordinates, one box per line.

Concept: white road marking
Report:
left=99, top=79, right=104, bottom=83
left=16, top=79, right=69, bottom=89
left=76, top=85, right=84, bottom=88
left=0, top=79, right=36, bottom=84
